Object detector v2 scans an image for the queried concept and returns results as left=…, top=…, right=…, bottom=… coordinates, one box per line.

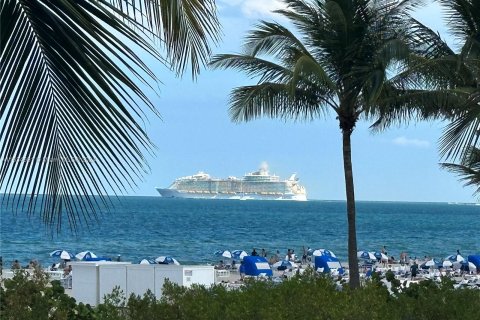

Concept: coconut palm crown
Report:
left=210, top=0, right=431, bottom=288
left=1, top=0, right=219, bottom=231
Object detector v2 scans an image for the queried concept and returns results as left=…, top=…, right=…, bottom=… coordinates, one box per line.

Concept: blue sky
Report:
left=138, top=1, right=475, bottom=202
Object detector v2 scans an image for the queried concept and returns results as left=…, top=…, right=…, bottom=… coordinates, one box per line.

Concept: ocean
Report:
left=1, top=197, right=479, bottom=267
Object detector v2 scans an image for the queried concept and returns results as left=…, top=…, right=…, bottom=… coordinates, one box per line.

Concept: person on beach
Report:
left=274, top=250, right=280, bottom=262
left=11, top=260, right=20, bottom=270
left=381, top=246, right=387, bottom=256
left=302, top=246, right=307, bottom=264
left=63, top=264, right=72, bottom=276
left=239, top=261, right=246, bottom=280
left=261, top=248, right=266, bottom=257
left=251, top=248, right=258, bottom=256
left=410, top=262, right=418, bottom=279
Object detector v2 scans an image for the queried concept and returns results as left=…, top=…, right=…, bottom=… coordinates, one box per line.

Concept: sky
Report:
left=129, top=0, right=478, bottom=203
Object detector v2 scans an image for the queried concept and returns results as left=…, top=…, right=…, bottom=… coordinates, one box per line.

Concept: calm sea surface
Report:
left=1, top=197, right=479, bottom=267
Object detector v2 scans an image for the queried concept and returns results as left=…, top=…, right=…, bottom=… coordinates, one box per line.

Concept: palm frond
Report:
left=229, top=83, right=329, bottom=123
left=441, top=146, right=480, bottom=196
left=244, top=21, right=310, bottom=60
left=209, top=54, right=292, bottom=83
left=0, top=0, right=219, bottom=231
left=438, top=0, right=480, bottom=43
left=109, top=0, right=220, bottom=78
left=439, top=92, right=480, bottom=160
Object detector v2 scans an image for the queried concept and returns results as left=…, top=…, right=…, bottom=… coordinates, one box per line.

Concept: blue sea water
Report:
left=1, top=197, right=479, bottom=267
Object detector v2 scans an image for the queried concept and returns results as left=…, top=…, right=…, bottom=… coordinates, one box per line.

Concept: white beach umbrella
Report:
left=374, top=252, right=389, bottom=261
left=467, top=261, right=477, bottom=271
left=312, top=249, right=337, bottom=258
left=214, top=250, right=232, bottom=259
left=357, top=251, right=376, bottom=260
left=50, top=250, right=74, bottom=260
left=273, top=260, right=297, bottom=270
left=421, top=259, right=441, bottom=269
left=75, top=251, right=97, bottom=261
left=139, top=258, right=156, bottom=265
left=442, top=260, right=453, bottom=268
left=155, top=256, right=180, bottom=265
left=231, top=250, right=248, bottom=260
left=446, top=254, right=465, bottom=263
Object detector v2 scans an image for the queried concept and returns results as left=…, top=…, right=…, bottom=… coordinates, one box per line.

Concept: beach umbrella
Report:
left=421, top=259, right=441, bottom=269
left=357, top=251, right=376, bottom=260
left=139, top=258, right=156, bottom=265
left=50, top=250, right=74, bottom=260
left=155, top=256, right=180, bottom=265
left=231, top=250, right=248, bottom=260
left=446, top=254, right=465, bottom=263
left=312, top=249, right=337, bottom=258
left=214, top=250, right=232, bottom=259
left=273, top=260, right=297, bottom=270
left=374, top=252, right=389, bottom=261
left=442, top=260, right=453, bottom=268
left=458, top=261, right=477, bottom=272
left=467, top=261, right=477, bottom=272
left=75, top=251, right=97, bottom=261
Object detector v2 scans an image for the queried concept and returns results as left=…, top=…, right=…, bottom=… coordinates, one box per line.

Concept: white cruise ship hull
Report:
left=155, top=188, right=307, bottom=201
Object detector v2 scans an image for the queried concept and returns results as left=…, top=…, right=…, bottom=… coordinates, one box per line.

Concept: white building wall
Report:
left=71, top=263, right=100, bottom=306
left=98, top=264, right=128, bottom=304
left=69, top=262, right=214, bottom=306
left=126, top=265, right=155, bottom=298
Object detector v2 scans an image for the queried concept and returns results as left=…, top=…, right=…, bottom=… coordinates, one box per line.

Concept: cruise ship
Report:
left=155, top=164, right=307, bottom=201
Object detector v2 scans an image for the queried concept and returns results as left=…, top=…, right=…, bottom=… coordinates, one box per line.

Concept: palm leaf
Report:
left=441, top=146, right=480, bottom=196
left=0, top=0, right=219, bottom=231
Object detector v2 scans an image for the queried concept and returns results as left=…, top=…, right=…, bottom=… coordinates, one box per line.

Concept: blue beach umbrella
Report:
left=214, top=250, right=232, bottom=259
left=155, top=256, right=180, bottom=265
left=312, top=249, right=337, bottom=258
left=446, top=254, right=465, bottom=263
left=374, top=252, right=389, bottom=261
left=357, top=251, right=376, bottom=260
left=50, top=250, right=74, bottom=260
left=231, top=250, right=248, bottom=260
left=75, top=251, right=97, bottom=261
left=139, top=258, right=156, bottom=265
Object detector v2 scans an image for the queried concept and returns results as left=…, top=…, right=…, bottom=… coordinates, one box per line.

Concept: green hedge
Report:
left=1, top=269, right=479, bottom=319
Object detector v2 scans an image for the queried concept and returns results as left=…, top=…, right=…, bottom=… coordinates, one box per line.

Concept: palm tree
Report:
left=0, top=0, right=219, bottom=231
left=210, top=0, right=426, bottom=288
left=441, top=147, right=480, bottom=197
left=436, top=0, right=480, bottom=161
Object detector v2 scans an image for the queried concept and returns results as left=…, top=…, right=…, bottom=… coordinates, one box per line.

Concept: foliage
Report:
left=442, top=146, right=480, bottom=197
left=0, top=0, right=220, bottom=231
left=2, top=270, right=479, bottom=320
left=0, top=268, right=82, bottom=320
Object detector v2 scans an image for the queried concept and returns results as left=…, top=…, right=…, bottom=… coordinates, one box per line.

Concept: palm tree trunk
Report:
left=342, top=129, right=360, bottom=289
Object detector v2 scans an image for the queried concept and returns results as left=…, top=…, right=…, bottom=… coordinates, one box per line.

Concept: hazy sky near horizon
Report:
left=127, top=0, right=477, bottom=203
